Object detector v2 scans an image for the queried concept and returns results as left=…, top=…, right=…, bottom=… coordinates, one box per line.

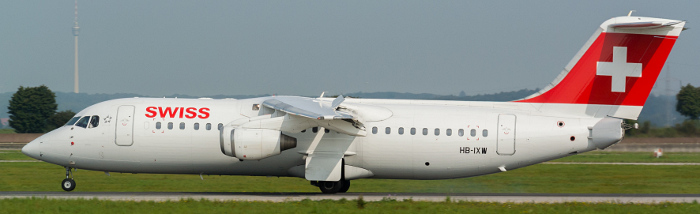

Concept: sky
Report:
left=1, top=1, right=698, bottom=97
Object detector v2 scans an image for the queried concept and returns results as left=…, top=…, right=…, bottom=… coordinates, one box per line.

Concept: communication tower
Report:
left=72, top=0, right=80, bottom=93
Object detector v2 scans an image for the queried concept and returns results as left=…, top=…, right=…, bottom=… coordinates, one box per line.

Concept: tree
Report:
left=46, top=110, right=76, bottom=131
left=676, top=84, right=700, bottom=120
left=7, top=85, right=58, bottom=133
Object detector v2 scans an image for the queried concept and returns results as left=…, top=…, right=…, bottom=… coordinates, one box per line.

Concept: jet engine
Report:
left=220, top=127, right=297, bottom=160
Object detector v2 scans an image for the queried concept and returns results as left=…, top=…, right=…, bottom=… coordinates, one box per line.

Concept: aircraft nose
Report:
left=21, top=139, right=42, bottom=160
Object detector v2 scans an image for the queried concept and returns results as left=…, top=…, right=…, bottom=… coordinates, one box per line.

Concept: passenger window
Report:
left=410, top=128, right=416, bottom=135
left=458, top=129, right=464, bottom=137
left=446, top=129, right=452, bottom=136
left=385, top=127, right=391, bottom=134
left=471, top=129, right=477, bottom=137
left=422, top=128, right=428, bottom=135
left=194, top=123, right=199, bottom=130
left=398, top=127, right=404, bottom=135
left=88, top=116, right=99, bottom=128
left=372, top=127, right=377, bottom=134
left=75, top=116, right=90, bottom=128
left=218, top=123, right=223, bottom=131
left=482, top=129, right=488, bottom=137
left=156, top=122, right=161, bottom=129
left=434, top=128, right=440, bottom=136
left=65, top=117, right=80, bottom=126
left=168, top=122, right=174, bottom=130
left=206, top=123, right=212, bottom=130
left=179, top=122, right=185, bottom=130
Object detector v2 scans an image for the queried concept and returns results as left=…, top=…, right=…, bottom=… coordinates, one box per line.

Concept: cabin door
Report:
left=497, top=114, right=516, bottom=155
left=115, top=105, right=135, bottom=146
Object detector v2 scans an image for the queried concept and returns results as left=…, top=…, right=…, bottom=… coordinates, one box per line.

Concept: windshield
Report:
left=65, top=117, right=81, bottom=126
left=75, top=116, right=90, bottom=128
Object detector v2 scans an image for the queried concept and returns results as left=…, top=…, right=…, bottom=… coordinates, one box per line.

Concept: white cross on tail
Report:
left=596, top=46, right=642, bottom=93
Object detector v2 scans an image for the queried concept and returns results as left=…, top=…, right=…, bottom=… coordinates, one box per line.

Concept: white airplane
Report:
left=22, top=15, right=685, bottom=194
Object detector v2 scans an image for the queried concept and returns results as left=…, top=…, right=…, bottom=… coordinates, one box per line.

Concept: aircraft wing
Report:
left=261, top=96, right=366, bottom=136
left=262, top=96, right=353, bottom=120
left=260, top=96, right=364, bottom=181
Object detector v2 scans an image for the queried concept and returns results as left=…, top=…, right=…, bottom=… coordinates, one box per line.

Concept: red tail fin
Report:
left=516, top=16, right=685, bottom=119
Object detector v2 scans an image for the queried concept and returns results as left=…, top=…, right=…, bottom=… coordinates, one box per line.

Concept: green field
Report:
left=2, top=198, right=699, bottom=214
left=3, top=162, right=699, bottom=194
left=552, top=151, right=700, bottom=163
left=1, top=150, right=700, bottom=193
left=0, top=150, right=33, bottom=160
left=3, top=150, right=700, bottom=212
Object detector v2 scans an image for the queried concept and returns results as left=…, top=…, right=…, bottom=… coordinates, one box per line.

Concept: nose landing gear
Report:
left=61, top=166, right=76, bottom=191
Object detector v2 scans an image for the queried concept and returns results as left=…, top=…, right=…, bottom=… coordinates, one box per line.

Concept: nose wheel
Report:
left=61, top=166, right=76, bottom=191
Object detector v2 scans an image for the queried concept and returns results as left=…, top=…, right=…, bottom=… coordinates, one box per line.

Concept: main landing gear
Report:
left=61, top=166, right=76, bottom=192
left=312, top=180, right=350, bottom=194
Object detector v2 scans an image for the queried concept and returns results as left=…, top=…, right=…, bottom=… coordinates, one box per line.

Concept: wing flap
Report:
left=262, top=97, right=353, bottom=120
left=305, top=153, right=344, bottom=181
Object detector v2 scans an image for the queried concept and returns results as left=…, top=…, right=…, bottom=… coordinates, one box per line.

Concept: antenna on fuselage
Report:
left=627, top=10, right=636, bottom=17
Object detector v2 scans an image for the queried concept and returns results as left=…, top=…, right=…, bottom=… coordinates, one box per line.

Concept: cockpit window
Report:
left=75, top=116, right=90, bottom=128
left=65, top=117, right=80, bottom=126
left=89, top=115, right=100, bottom=128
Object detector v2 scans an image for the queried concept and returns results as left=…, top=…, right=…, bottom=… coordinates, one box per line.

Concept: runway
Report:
left=2, top=192, right=700, bottom=203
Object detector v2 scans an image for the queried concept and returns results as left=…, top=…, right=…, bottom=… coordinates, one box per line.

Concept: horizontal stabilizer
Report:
left=609, top=20, right=683, bottom=29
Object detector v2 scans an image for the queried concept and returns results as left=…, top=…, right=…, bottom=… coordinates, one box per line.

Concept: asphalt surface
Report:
left=2, top=192, right=700, bottom=203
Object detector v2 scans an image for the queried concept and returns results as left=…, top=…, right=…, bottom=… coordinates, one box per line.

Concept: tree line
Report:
left=4, top=84, right=700, bottom=135
left=7, top=86, right=74, bottom=133
left=626, top=84, right=700, bottom=137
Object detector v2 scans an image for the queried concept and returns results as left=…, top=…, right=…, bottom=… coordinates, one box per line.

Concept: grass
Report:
left=3, top=150, right=700, bottom=193
left=0, top=129, right=15, bottom=134
left=0, top=150, right=33, bottom=160
left=0, top=198, right=699, bottom=214
left=1, top=161, right=700, bottom=194
left=2, top=150, right=700, bottom=211
left=551, top=151, right=700, bottom=163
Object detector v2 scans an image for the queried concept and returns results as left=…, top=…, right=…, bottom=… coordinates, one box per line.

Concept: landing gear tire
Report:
left=61, top=178, right=76, bottom=191
left=318, top=181, right=342, bottom=194
left=339, top=180, right=350, bottom=193
left=62, top=166, right=76, bottom=192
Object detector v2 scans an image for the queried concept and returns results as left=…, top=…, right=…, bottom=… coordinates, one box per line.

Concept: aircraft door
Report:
left=115, top=105, right=135, bottom=146
left=497, top=114, right=516, bottom=155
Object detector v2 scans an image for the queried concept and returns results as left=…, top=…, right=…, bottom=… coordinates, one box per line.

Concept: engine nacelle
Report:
left=220, top=127, right=297, bottom=160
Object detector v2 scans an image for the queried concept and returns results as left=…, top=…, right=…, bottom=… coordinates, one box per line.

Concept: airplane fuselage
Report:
left=29, top=97, right=604, bottom=180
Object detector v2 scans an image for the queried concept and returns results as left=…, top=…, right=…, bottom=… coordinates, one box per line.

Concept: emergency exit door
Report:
left=115, top=105, right=135, bottom=146
left=497, top=114, right=516, bottom=155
